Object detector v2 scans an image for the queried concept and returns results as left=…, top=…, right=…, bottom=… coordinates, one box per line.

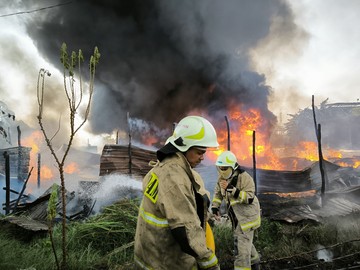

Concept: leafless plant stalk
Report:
left=37, top=43, right=100, bottom=270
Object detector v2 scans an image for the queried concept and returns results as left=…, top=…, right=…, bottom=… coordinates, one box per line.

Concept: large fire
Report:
left=145, top=106, right=360, bottom=171
left=22, top=106, right=359, bottom=187
left=207, top=107, right=289, bottom=170
left=211, top=107, right=360, bottom=170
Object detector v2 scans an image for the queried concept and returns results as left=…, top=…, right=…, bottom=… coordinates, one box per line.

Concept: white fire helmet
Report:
left=215, top=151, right=238, bottom=179
left=166, top=116, right=219, bottom=152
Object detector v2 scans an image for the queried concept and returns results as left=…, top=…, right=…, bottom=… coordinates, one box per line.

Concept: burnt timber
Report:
left=99, top=144, right=360, bottom=223
left=1, top=184, right=76, bottom=234
left=100, top=144, right=156, bottom=178
left=0, top=146, right=31, bottom=181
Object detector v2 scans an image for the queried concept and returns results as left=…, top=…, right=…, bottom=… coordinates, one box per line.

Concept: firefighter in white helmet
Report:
left=211, top=150, right=261, bottom=270
left=134, top=115, right=220, bottom=270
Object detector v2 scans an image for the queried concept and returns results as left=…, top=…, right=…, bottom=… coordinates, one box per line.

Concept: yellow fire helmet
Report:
left=215, top=150, right=238, bottom=169
left=167, top=116, right=219, bottom=152
left=215, top=150, right=238, bottom=179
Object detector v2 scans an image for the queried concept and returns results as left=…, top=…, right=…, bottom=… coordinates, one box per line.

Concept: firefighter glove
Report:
left=226, top=185, right=240, bottom=198
left=226, top=184, right=236, bottom=193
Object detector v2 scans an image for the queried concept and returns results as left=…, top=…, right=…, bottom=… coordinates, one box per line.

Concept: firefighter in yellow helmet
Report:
left=134, top=116, right=220, bottom=270
left=211, top=151, right=261, bottom=270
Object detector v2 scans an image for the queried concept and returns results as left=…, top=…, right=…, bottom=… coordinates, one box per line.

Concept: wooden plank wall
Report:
left=99, top=144, right=157, bottom=178
left=0, top=146, right=31, bottom=180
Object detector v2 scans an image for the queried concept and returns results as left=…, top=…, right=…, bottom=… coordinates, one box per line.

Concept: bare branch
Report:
left=50, top=114, right=62, bottom=142
left=36, top=42, right=100, bottom=269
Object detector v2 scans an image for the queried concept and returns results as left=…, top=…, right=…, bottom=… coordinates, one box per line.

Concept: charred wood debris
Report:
left=1, top=100, right=360, bottom=236
left=1, top=144, right=360, bottom=233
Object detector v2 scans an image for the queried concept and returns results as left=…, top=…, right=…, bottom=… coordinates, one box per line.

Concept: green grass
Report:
left=211, top=214, right=360, bottom=269
left=0, top=227, right=103, bottom=270
left=1, top=200, right=359, bottom=270
left=266, top=215, right=360, bottom=268
left=0, top=199, right=140, bottom=270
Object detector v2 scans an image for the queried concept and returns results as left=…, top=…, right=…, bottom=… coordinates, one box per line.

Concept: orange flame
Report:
left=21, top=131, right=84, bottom=185
left=22, top=130, right=43, bottom=153
left=326, top=149, right=342, bottom=159
left=142, top=135, right=160, bottom=147
left=265, top=190, right=317, bottom=198
left=211, top=107, right=287, bottom=170
left=41, top=165, right=54, bottom=179
left=64, top=162, right=79, bottom=174
left=206, top=106, right=360, bottom=171
left=296, top=141, right=318, bottom=161
left=336, top=160, right=360, bottom=168
left=294, top=142, right=356, bottom=167
left=22, top=131, right=56, bottom=183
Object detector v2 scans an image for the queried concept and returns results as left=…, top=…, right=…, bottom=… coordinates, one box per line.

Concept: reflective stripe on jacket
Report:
left=134, top=152, right=218, bottom=270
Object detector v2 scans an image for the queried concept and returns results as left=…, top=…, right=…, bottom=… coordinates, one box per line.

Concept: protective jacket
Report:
left=134, top=152, right=219, bottom=270
left=212, top=169, right=260, bottom=232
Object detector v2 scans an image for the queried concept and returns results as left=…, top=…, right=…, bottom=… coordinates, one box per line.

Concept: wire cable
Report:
left=0, top=1, right=73, bottom=18
left=261, top=238, right=360, bottom=269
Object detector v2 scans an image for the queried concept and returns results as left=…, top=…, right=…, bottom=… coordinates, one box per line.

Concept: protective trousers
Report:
left=233, top=226, right=259, bottom=270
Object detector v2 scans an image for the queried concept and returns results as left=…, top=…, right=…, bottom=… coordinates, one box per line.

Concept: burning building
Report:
left=0, top=101, right=32, bottom=214
left=285, top=99, right=360, bottom=150
left=0, top=102, right=31, bottom=181
left=98, top=141, right=360, bottom=223
left=1, top=1, right=360, bottom=226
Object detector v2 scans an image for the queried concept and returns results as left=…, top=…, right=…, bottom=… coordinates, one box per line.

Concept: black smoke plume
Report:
left=23, top=0, right=298, bottom=144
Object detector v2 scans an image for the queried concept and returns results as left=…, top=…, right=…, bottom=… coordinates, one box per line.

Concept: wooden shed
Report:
left=99, top=144, right=157, bottom=178
left=0, top=146, right=31, bottom=181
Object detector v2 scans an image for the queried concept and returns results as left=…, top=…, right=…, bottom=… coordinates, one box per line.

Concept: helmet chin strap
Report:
left=174, top=137, right=185, bottom=146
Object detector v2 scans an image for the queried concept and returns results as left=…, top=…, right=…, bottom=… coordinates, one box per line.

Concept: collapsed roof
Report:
left=99, top=144, right=360, bottom=223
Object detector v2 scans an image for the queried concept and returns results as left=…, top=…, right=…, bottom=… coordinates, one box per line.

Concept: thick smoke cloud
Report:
left=22, top=0, right=298, bottom=143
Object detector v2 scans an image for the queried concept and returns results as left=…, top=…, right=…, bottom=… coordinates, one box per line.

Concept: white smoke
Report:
left=90, top=174, right=142, bottom=214
left=128, top=117, right=171, bottom=144
left=0, top=101, right=16, bottom=148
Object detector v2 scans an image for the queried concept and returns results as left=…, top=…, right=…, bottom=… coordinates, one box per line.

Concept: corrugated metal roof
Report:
left=313, top=187, right=360, bottom=218
left=99, top=144, right=360, bottom=223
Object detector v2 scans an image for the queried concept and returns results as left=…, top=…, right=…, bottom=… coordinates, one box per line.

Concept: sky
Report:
left=1, top=0, right=360, bottom=150
left=261, top=0, right=360, bottom=118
